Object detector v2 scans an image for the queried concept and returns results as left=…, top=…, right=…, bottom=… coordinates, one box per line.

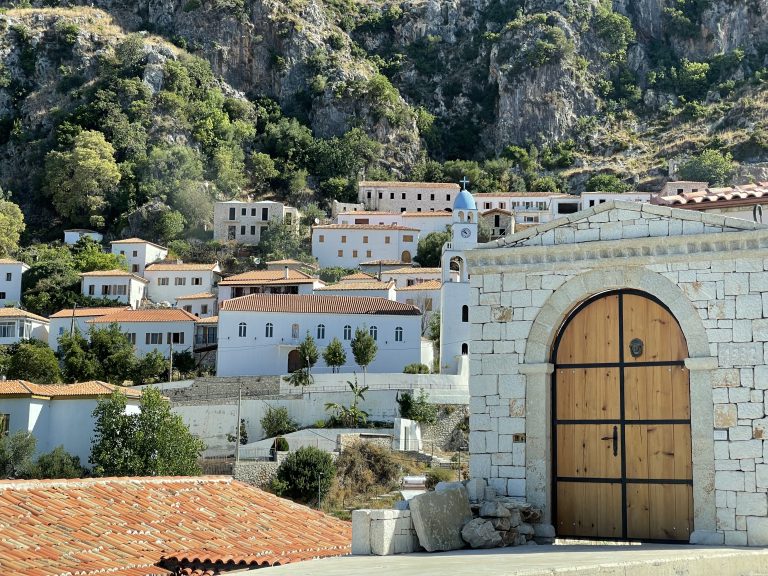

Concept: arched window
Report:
left=291, top=323, right=299, bottom=339
left=343, top=325, right=352, bottom=340
left=468, top=212, right=474, bottom=222
left=238, top=322, right=247, bottom=337
left=461, top=343, right=469, bottom=355
left=458, top=211, right=465, bottom=222
left=395, top=326, right=403, bottom=342
left=462, top=305, right=469, bottom=322
left=369, top=326, right=378, bottom=341
left=317, top=324, right=326, bottom=339
left=265, top=323, right=273, bottom=338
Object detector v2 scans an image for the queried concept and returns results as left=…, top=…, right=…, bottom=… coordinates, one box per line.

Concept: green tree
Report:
left=260, top=406, right=298, bottom=439
left=26, top=446, right=85, bottom=479
left=396, top=389, right=438, bottom=424
left=0, top=199, right=24, bottom=257
left=44, top=130, right=121, bottom=228
left=322, top=337, right=347, bottom=373
left=325, top=377, right=369, bottom=427
left=273, top=446, right=336, bottom=505
left=57, top=330, right=100, bottom=382
left=350, top=327, right=377, bottom=373
left=403, top=363, right=430, bottom=374
left=72, top=238, right=128, bottom=272
left=414, top=230, right=450, bottom=267
left=155, top=210, right=186, bottom=243
left=256, top=218, right=311, bottom=263
left=0, top=430, right=36, bottom=479
left=248, top=152, right=279, bottom=193
left=132, top=350, right=168, bottom=385
left=677, top=149, right=735, bottom=186
left=298, top=332, right=319, bottom=368
left=585, top=173, right=631, bottom=193
left=88, top=324, right=137, bottom=384
left=90, top=387, right=205, bottom=476
left=6, top=340, right=62, bottom=384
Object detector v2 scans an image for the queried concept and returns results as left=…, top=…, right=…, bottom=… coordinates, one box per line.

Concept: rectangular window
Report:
left=146, top=332, right=163, bottom=345
left=319, top=235, right=325, bottom=243
left=240, top=225, right=246, bottom=235
left=446, top=194, right=451, bottom=201
left=132, top=250, right=138, bottom=257
left=385, top=236, right=390, bottom=244
left=126, top=333, right=136, bottom=345
left=132, top=264, right=139, bottom=273
left=5, top=273, right=10, bottom=281
left=363, top=236, right=368, bottom=244
left=500, top=203, right=506, bottom=209
left=175, top=277, right=187, bottom=286
left=101, top=285, right=112, bottom=296
left=390, top=193, right=395, bottom=199
left=262, top=207, right=269, bottom=220
left=250, top=226, right=256, bottom=235
left=158, top=278, right=169, bottom=286
left=430, top=194, right=435, bottom=200
left=367, top=191, right=371, bottom=199
left=201, top=304, right=208, bottom=315
left=251, top=208, right=257, bottom=216
left=402, top=193, right=406, bottom=200
left=260, top=226, right=268, bottom=237
left=341, top=236, right=347, bottom=244
left=401, top=207, right=406, bottom=212
left=417, top=194, right=422, bottom=200
left=352, top=250, right=358, bottom=258
left=183, top=305, right=192, bottom=312
left=167, top=332, right=184, bottom=344
left=403, top=235, right=414, bottom=242
left=228, top=226, right=236, bottom=240
left=192, top=277, right=202, bottom=285
left=0, top=292, right=5, bottom=299
left=88, top=285, right=95, bottom=296
left=366, top=250, right=372, bottom=258
left=485, top=202, right=491, bottom=209
left=338, top=250, right=344, bottom=257
left=0, top=322, right=15, bottom=338
left=116, top=285, right=127, bottom=296
left=378, top=192, right=383, bottom=199
left=241, top=208, right=247, bottom=216
left=229, top=207, right=236, bottom=220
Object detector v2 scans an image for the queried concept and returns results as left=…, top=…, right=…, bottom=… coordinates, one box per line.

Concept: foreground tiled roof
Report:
left=219, top=269, right=318, bottom=285
left=0, top=476, right=351, bottom=576
left=221, top=294, right=421, bottom=315
left=358, top=180, right=459, bottom=189
left=0, top=380, right=142, bottom=399
left=111, top=237, right=168, bottom=249
left=340, top=272, right=377, bottom=281
left=312, top=224, right=419, bottom=231
left=402, top=211, right=453, bottom=217
left=174, top=292, right=216, bottom=300
left=396, top=279, right=442, bottom=291
left=196, top=315, right=218, bottom=324
left=89, top=308, right=199, bottom=323
left=49, top=306, right=129, bottom=318
left=145, top=262, right=220, bottom=272
left=653, top=182, right=768, bottom=207
left=384, top=267, right=441, bottom=275
left=315, top=281, right=394, bottom=291
left=0, top=307, right=49, bottom=323
left=80, top=269, right=149, bottom=282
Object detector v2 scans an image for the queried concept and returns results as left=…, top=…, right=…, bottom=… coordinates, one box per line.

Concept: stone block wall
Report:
left=352, top=509, right=420, bottom=555
left=464, top=201, right=768, bottom=545
left=233, top=461, right=279, bottom=489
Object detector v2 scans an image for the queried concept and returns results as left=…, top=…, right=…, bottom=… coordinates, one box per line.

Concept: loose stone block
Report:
left=409, top=486, right=473, bottom=552
left=461, top=518, right=502, bottom=548
left=352, top=510, right=372, bottom=555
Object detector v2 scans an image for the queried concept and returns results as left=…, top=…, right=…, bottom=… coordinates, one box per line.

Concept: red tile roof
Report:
left=652, top=182, right=768, bottom=207
left=402, top=211, right=453, bottom=217
left=359, top=259, right=407, bottom=266
left=358, top=181, right=459, bottom=189
left=219, top=269, right=318, bottom=286
left=174, top=292, right=216, bottom=301
left=316, top=281, right=394, bottom=291
left=195, top=315, right=218, bottom=324
left=0, top=307, right=49, bottom=323
left=145, top=263, right=220, bottom=272
left=340, top=272, right=377, bottom=281
left=221, top=294, right=421, bottom=315
left=88, top=309, right=199, bottom=323
left=49, top=306, right=130, bottom=318
left=0, top=380, right=143, bottom=399
left=397, top=279, right=442, bottom=291
left=111, top=237, right=168, bottom=249
left=0, top=476, right=351, bottom=576
left=0, top=258, right=26, bottom=266
left=80, top=269, right=149, bottom=283
left=384, top=267, right=441, bottom=275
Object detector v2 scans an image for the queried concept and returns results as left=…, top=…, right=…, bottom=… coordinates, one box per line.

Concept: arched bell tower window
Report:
left=462, top=305, right=469, bottom=322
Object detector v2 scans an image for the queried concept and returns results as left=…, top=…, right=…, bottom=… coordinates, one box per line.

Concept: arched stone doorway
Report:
left=287, top=349, right=302, bottom=373
left=551, top=289, right=692, bottom=541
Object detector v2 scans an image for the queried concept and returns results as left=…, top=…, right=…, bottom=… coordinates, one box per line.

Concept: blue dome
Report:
left=453, top=188, right=477, bottom=210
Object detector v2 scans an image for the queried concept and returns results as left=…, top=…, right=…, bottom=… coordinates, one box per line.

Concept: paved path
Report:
left=263, top=544, right=768, bottom=576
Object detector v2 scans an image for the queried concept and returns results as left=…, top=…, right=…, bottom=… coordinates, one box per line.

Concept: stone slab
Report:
left=409, top=486, right=473, bottom=552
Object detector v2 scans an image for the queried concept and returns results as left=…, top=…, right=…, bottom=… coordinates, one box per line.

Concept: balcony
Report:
left=194, top=333, right=218, bottom=352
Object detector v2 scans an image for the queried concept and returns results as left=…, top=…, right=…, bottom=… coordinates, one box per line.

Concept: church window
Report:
left=395, top=327, right=403, bottom=342
left=462, top=305, right=469, bottom=323
left=369, top=326, right=378, bottom=340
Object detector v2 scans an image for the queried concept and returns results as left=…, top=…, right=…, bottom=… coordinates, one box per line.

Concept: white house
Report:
left=48, top=307, right=129, bottom=351
left=218, top=268, right=323, bottom=300
left=380, top=266, right=441, bottom=287
left=143, top=262, right=221, bottom=304
left=311, top=224, right=420, bottom=268
left=175, top=292, right=217, bottom=318
left=0, top=308, right=49, bottom=346
left=0, top=259, right=28, bottom=307
left=110, top=238, right=168, bottom=276
left=396, top=279, right=441, bottom=334
left=80, top=270, right=148, bottom=309
left=0, top=380, right=142, bottom=466
left=63, top=229, right=103, bottom=245
left=336, top=210, right=451, bottom=236
left=216, top=293, right=424, bottom=376
left=87, top=308, right=197, bottom=357
left=213, top=200, right=300, bottom=244
left=358, top=181, right=460, bottom=212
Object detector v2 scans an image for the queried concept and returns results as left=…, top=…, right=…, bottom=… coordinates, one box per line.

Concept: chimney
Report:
left=284, top=265, right=289, bottom=279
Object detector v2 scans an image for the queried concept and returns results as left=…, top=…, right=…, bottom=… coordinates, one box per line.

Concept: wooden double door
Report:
left=552, top=290, right=693, bottom=541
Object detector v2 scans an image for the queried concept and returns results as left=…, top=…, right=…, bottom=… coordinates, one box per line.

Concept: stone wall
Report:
left=233, top=461, right=280, bottom=489
left=422, top=405, right=469, bottom=452
left=463, top=201, right=768, bottom=546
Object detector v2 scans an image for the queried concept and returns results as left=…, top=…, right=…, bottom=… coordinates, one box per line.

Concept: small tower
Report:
left=439, top=177, right=477, bottom=374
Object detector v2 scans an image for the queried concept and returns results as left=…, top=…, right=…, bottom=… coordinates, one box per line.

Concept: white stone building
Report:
left=213, top=200, right=299, bottom=244
left=311, top=224, right=420, bottom=268
left=110, top=238, right=168, bottom=276
left=88, top=308, right=197, bottom=357
left=218, top=268, right=323, bottom=301
left=464, top=199, right=768, bottom=546
left=0, top=308, right=49, bottom=346
left=358, top=181, right=460, bottom=213
left=80, top=270, right=148, bottom=309
left=216, top=294, right=424, bottom=376
left=48, top=307, right=128, bottom=351
left=0, top=259, right=28, bottom=307
left=336, top=210, right=452, bottom=236
left=0, top=380, right=141, bottom=466
left=396, top=279, right=441, bottom=335
left=175, top=293, right=217, bottom=318
left=143, top=262, right=221, bottom=304
left=63, top=229, right=103, bottom=245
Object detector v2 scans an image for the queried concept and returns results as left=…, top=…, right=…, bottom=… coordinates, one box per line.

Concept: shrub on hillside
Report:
left=425, top=467, right=455, bottom=489
left=273, top=446, right=335, bottom=504
left=403, top=363, right=430, bottom=374
left=396, top=389, right=438, bottom=425
left=260, top=406, right=298, bottom=439
left=328, top=441, right=400, bottom=508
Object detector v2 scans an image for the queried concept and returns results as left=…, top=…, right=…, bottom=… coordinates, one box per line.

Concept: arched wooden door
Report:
left=552, top=290, right=693, bottom=541
left=287, top=349, right=302, bottom=373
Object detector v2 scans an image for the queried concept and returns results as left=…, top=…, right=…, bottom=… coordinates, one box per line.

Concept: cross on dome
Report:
left=459, top=176, right=470, bottom=190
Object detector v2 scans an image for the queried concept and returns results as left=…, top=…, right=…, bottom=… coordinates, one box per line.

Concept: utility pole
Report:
left=235, top=381, right=242, bottom=463
left=317, top=471, right=324, bottom=510
left=168, top=337, right=174, bottom=382
left=69, top=302, right=77, bottom=337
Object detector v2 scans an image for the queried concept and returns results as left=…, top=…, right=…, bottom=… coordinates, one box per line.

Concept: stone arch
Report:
left=521, top=267, right=716, bottom=543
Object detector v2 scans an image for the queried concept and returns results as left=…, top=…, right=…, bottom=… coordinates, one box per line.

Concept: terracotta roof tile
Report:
left=312, top=224, right=419, bottom=231
left=145, top=263, right=220, bottom=272
left=219, top=269, right=317, bottom=286
left=79, top=269, right=149, bottom=283
left=49, top=306, right=130, bottom=318
left=0, top=258, right=26, bottom=265
left=397, top=279, right=442, bottom=291
left=110, top=238, right=168, bottom=249
left=174, top=292, right=216, bottom=301
left=0, top=380, right=142, bottom=399
left=402, top=211, right=453, bottom=217
left=653, top=182, right=768, bottom=207
left=0, top=308, right=49, bottom=323
left=0, top=476, right=350, bottom=575
left=358, top=181, right=460, bottom=189
left=195, top=316, right=218, bottom=324
left=340, top=272, right=377, bottom=281
left=384, top=267, right=441, bottom=275
left=359, top=259, right=406, bottom=266
left=267, top=259, right=305, bottom=265
left=221, top=294, right=420, bottom=315
left=316, top=281, right=394, bottom=291
left=88, top=309, right=199, bottom=324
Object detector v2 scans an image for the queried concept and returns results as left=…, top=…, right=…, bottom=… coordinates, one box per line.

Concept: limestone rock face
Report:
left=461, top=518, right=503, bottom=549
left=409, top=486, right=473, bottom=552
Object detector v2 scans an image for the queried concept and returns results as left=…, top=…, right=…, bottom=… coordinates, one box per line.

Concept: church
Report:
left=455, top=192, right=768, bottom=546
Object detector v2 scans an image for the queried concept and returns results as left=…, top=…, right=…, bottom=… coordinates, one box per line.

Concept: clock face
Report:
left=461, top=227, right=471, bottom=238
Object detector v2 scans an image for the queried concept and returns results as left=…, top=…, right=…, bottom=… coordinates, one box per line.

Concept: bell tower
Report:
left=451, top=176, right=478, bottom=250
